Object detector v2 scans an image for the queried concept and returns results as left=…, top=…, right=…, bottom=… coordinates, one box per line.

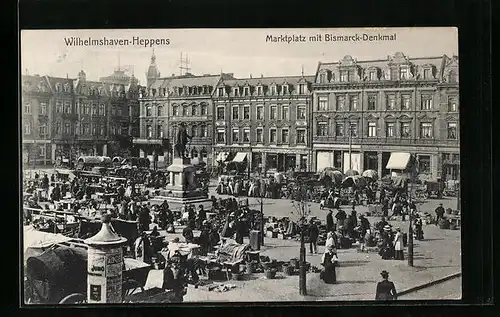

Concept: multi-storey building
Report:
left=135, top=53, right=234, bottom=167
left=21, top=75, right=54, bottom=166
left=21, top=67, right=141, bottom=167
left=311, top=53, right=459, bottom=181
left=212, top=74, right=314, bottom=172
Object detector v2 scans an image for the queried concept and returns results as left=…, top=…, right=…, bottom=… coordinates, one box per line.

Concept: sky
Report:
left=21, top=27, right=458, bottom=85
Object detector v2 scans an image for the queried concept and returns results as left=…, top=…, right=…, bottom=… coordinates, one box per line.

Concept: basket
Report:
left=265, top=268, right=277, bottom=279
left=246, top=262, right=255, bottom=274
left=282, top=264, right=294, bottom=276
left=260, top=261, right=271, bottom=270
left=289, top=258, right=299, bottom=269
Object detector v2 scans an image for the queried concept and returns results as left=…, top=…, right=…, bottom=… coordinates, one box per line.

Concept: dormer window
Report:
left=319, top=73, right=326, bottom=84
left=233, top=87, right=240, bottom=96
left=257, top=86, right=263, bottom=95
left=63, top=83, right=70, bottom=93
left=340, top=71, right=348, bottom=82
left=282, top=85, right=288, bottom=95
left=218, top=87, right=225, bottom=97
left=400, top=68, right=408, bottom=80
left=423, top=68, right=431, bottom=79
left=243, top=87, right=250, bottom=96
left=390, top=68, right=399, bottom=80
left=448, top=70, right=458, bottom=83
left=97, top=87, right=102, bottom=95
left=369, top=70, right=377, bottom=81
left=55, top=83, right=62, bottom=92
left=192, top=87, right=197, bottom=95
left=270, top=85, right=277, bottom=95
left=298, top=84, right=306, bottom=94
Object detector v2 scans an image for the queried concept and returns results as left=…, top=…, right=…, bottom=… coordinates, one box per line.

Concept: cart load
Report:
left=341, top=175, right=367, bottom=188
left=361, top=169, right=378, bottom=181
left=344, top=169, right=359, bottom=177
left=216, top=239, right=252, bottom=263
left=318, top=167, right=343, bottom=185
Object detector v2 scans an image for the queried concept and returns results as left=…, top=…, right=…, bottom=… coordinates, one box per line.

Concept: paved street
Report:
left=145, top=188, right=461, bottom=301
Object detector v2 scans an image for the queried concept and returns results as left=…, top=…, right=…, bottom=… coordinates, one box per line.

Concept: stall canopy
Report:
left=386, top=152, right=411, bottom=170
left=232, top=152, right=248, bottom=162
left=216, top=152, right=229, bottom=162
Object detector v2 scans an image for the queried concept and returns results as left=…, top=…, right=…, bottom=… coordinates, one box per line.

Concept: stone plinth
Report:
left=155, top=157, right=209, bottom=205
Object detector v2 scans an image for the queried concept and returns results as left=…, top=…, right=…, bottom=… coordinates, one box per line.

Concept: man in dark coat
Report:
left=326, top=210, right=334, bottom=233
left=375, top=270, right=397, bottom=300
left=138, top=206, right=151, bottom=232
left=308, top=219, right=320, bottom=254
left=197, top=204, right=206, bottom=229
left=174, top=122, right=192, bottom=158
left=435, top=203, right=445, bottom=225
left=182, top=226, right=194, bottom=243
left=359, top=215, right=371, bottom=237
left=42, top=174, right=49, bottom=189
left=335, top=208, right=347, bottom=227
left=162, top=254, right=187, bottom=302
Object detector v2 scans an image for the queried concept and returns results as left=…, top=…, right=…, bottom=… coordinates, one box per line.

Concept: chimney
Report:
left=250, top=74, right=252, bottom=79
left=261, top=74, right=263, bottom=78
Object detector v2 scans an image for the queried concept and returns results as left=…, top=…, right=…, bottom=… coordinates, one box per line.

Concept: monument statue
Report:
left=174, top=122, right=192, bottom=158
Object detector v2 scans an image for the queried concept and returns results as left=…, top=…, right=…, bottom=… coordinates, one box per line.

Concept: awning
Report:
left=216, top=152, right=229, bottom=162
left=386, top=152, right=411, bottom=170
left=232, top=152, right=248, bottom=162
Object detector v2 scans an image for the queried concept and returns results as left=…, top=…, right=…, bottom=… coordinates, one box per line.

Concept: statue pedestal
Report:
left=155, top=157, right=209, bottom=205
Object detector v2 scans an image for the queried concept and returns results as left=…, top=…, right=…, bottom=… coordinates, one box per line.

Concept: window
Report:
left=216, top=107, right=224, bottom=120
left=191, top=105, right=197, bottom=116
left=232, top=129, right=239, bottom=143
left=420, top=122, right=433, bottom=138
left=201, top=104, right=207, bottom=115
left=146, top=126, right=153, bottom=138
left=319, top=73, right=326, bottom=83
left=340, top=71, right=348, bottom=82
left=299, top=84, right=306, bottom=94
left=64, top=122, right=71, bottom=134
left=39, top=124, right=47, bottom=137
left=335, top=123, right=344, bottom=136
left=56, top=122, right=62, bottom=134
left=256, top=106, right=264, bottom=120
left=84, top=124, right=90, bottom=135
left=40, top=102, right=47, bottom=115
left=447, top=122, right=457, bottom=139
left=297, top=106, right=306, bottom=120
left=243, top=106, right=250, bottom=120
left=256, top=128, right=263, bottom=143
left=350, top=96, right=358, bottom=111
left=282, top=85, right=288, bottom=95
left=318, top=96, right=328, bottom=111
left=24, top=102, right=32, bottom=114
left=232, top=106, right=239, bottom=120
left=91, top=104, right=97, bottom=115
left=269, top=129, right=277, bottom=143
left=158, top=125, right=164, bottom=138
left=400, top=68, right=408, bottom=79
left=270, top=85, right=277, bottom=95
left=92, top=125, right=97, bottom=135
left=336, top=96, right=345, bottom=111
left=257, top=86, right=263, bottom=95
left=39, top=145, right=46, bottom=157
left=418, top=155, right=431, bottom=173
left=191, top=126, right=197, bottom=137
left=217, top=129, right=225, bottom=143
left=349, top=123, right=358, bottom=137
left=200, top=125, right=207, bottom=137
left=368, top=95, right=377, bottom=110
left=233, top=87, right=239, bottom=97
left=173, top=105, right=179, bottom=116
left=24, top=122, right=31, bottom=134
left=243, top=129, right=250, bottom=143
left=218, top=87, right=225, bottom=97
left=317, top=122, right=328, bottom=136
left=270, top=106, right=277, bottom=120
left=370, top=71, right=377, bottom=80
left=158, top=106, right=163, bottom=116
left=424, top=68, right=431, bottom=79
left=111, top=106, right=116, bottom=116
left=85, top=104, right=90, bottom=115
left=368, top=122, right=377, bottom=137
left=56, top=101, right=62, bottom=113
left=146, top=106, right=152, bottom=116
left=64, top=84, right=70, bottom=93
left=448, top=98, right=458, bottom=112
left=448, top=70, right=457, bottom=83
left=421, top=95, right=433, bottom=110
left=282, top=106, right=289, bottom=120
left=402, top=96, right=411, bottom=110
left=243, top=87, right=250, bottom=96
left=99, top=104, right=105, bottom=116
left=386, top=122, right=395, bottom=137
left=281, top=129, right=289, bottom=143
left=55, top=84, right=62, bottom=92
left=100, top=126, right=105, bottom=135
left=182, top=106, right=188, bottom=116
left=391, top=68, right=399, bottom=80
left=297, top=129, right=306, bottom=144
left=386, top=96, right=396, bottom=110
left=401, top=122, right=411, bottom=138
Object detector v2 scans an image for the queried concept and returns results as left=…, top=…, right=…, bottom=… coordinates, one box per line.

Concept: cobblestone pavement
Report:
left=145, top=189, right=461, bottom=301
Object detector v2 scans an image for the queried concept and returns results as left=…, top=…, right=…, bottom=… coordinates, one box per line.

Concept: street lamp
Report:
left=291, top=184, right=311, bottom=296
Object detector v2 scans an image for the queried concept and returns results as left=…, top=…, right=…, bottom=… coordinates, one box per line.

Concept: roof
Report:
left=45, top=76, right=75, bottom=93
left=219, top=75, right=315, bottom=87
left=386, top=152, right=411, bottom=170
left=22, top=75, right=50, bottom=93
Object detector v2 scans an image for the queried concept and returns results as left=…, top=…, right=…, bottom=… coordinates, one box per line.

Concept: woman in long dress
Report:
left=393, top=228, right=405, bottom=260
left=320, top=245, right=337, bottom=284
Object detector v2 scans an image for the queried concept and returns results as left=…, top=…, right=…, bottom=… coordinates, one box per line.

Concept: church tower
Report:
left=146, top=50, right=160, bottom=87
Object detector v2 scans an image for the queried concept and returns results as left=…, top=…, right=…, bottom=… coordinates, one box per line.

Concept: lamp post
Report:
left=348, top=123, right=353, bottom=171
left=291, top=184, right=310, bottom=296
left=407, top=155, right=418, bottom=267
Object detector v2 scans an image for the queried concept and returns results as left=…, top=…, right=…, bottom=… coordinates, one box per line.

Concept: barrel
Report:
left=249, top=230, right=261, bottom=251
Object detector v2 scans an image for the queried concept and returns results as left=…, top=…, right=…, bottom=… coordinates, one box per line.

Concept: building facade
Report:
left=311, top=53, right=459, bottom=181
left=212, top=75, right=314, bottom=173
left=135, top=53, right=234, bottom=167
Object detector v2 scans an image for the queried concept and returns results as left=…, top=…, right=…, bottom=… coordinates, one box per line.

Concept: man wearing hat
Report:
left=308, top=218, right=320, bottom=254
left=375, top=270, right=397, bottom=300
left=197, top=204, right=207, bottom=229
left=435, top=203, right=445, bottom=225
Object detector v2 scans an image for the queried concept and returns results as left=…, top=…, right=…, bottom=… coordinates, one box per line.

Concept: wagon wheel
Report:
left=59, top=293, right=86, bottom=304
left=122, top=279, right=144, bottom=297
